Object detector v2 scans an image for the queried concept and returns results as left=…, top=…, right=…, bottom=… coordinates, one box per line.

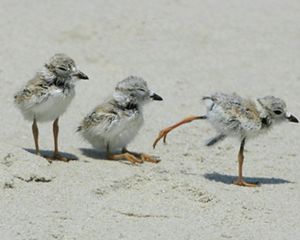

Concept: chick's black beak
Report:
left=287, top=114, right=299, bottom=123
left=74, top=71, right=89, bottom=80
left=150, top=93, right=163, bottom=101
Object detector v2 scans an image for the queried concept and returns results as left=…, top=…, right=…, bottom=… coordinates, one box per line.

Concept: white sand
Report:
left=1, top=0, right=300, bottom=239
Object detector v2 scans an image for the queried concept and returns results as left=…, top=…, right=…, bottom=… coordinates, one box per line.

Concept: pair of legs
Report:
left=32, top=117, right=69, bottom=162
left=152, top=115, right=258, bottom=187
left=107, top=147, right=160, bottom=164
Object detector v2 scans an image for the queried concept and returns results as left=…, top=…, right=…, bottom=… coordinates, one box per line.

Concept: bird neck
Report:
left=256, top=99, right=272, bottom=128
left=113, top=92, right=140, bottom=111
left=40, top=68, right=74, bottom=90
left=53, top=76, right=73, bottom=89
left=123, top=102, right=139, bottom=111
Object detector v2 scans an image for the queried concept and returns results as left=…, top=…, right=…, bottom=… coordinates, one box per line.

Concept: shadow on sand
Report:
left=24, top=148, right=79, bottom=161
left=204, top=172, right=292, bottom=185
left=79, top=148, right=107, bottom=160
left=79, top=148, right=139, bottom=165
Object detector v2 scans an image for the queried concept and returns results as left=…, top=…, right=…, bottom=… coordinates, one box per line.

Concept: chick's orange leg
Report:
left=152, top=115, right=206, bottom=148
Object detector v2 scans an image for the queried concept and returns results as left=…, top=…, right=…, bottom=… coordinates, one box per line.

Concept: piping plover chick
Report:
left=78, top=76, right=163, bottom=164
left=14, top=53, right=89, bottom=161
left=153, top=93, right=298, bottom=187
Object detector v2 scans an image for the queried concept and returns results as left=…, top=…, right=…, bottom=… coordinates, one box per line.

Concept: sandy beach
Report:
left=0, top=0, right=300, bottom=239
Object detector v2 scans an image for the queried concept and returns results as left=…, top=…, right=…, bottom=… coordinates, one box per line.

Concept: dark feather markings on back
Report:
left=202, top=96, right=212, bottom=101
left=78, top=108, right=118, bottom=132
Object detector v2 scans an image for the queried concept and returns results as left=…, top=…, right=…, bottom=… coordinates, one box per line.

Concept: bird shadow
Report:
left=79, top=148, right=137, bottom=165
left=24, top=148, right=79, bottom=161
left=203, top=172, right=292, bottom=185
left=79, top=148, right=107, bottom=160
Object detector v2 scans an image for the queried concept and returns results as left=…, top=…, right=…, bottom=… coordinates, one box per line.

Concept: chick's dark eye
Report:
left=138, top=88, right=145, bottom=92
left=273, top=110, right=282, bottom=115
left=58, top=67, right=67, bottom=71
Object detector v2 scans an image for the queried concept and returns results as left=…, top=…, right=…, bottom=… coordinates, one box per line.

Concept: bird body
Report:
left=203, top=93, right=270, bottom=141
left=14, top=73, right=75, bottom=122
left=79, top=99, right=144, bottom=152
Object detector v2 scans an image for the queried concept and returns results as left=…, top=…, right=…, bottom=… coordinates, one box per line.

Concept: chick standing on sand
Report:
left=78, top=76, right=163, bottom=164
left=153, top=93, right=298, bottom=187
left=14, top=53, right=89, bottom=161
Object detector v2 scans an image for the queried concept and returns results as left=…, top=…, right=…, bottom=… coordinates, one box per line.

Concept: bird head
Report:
left=114, top=76, right=163, bottom=107
left=45, top=53, right=88, bottom=82
left=258, top=96, right=298, bottom=123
